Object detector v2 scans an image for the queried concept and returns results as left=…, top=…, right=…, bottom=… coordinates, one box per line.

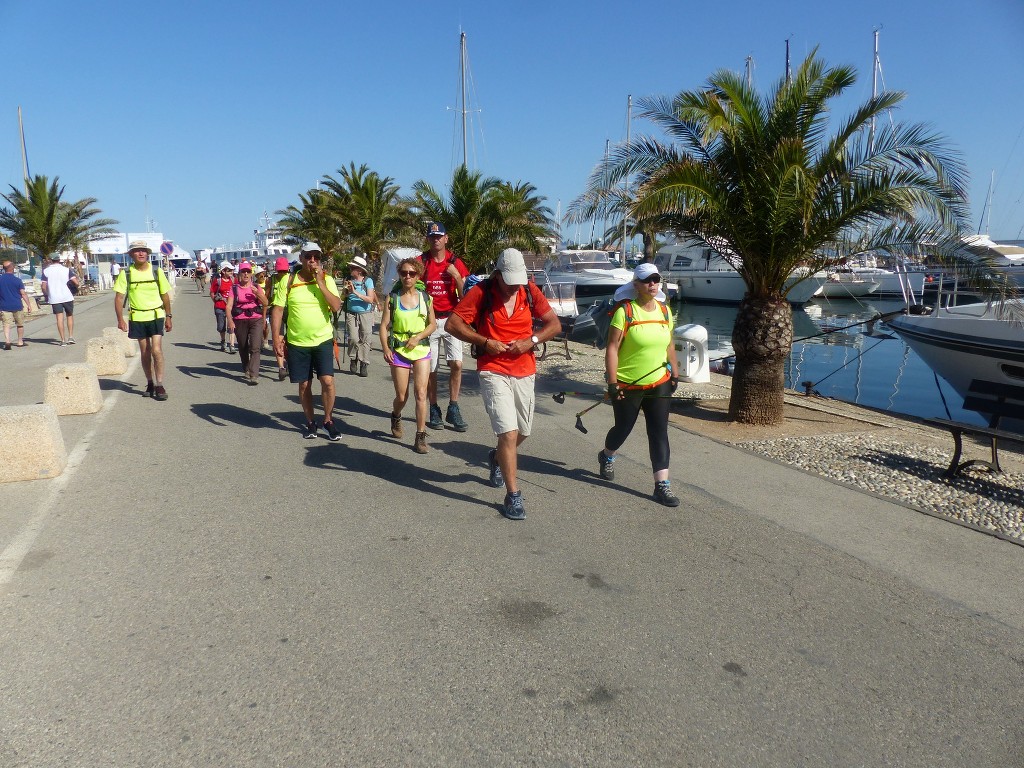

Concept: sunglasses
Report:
left=304, top=254, right=322, bottom=260
left=640, top=275, right=661, bottom=284
left=399, top=270, right=419, bottom=277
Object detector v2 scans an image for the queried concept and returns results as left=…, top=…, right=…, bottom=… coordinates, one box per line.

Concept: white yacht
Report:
left=815, top=272, right=881, bottom=299
left=838, top=254, right=927, bottom=299
left=206, top=216, right=294, bottom=266
left=886, top=299, right=1024, bottom=399
left=653, top=240, right=824, bottom=306
left=542, top=250, right=643, bottom=307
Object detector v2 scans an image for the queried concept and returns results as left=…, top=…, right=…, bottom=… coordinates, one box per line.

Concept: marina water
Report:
left=676, top=297, right=988, bottom=427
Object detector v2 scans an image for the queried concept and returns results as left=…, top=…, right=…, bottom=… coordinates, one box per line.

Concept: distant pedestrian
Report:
left=342, top=254, right=377, bottom=377
left=598, top=263, right=681, bottom=507
left=114, top=241, right=173, bottom=401
left=0, top=260, right=30, bottom=349
left=447, top=248, right=561, bottom=520
left=225, top=261, right=268, bottom=385
left=210, top=261, right=236, bottom=352
left=41, top=253, right=78, bottom=346
left=419, top=222, right=471, bottom=432
left=380, top=257, right=437, bottom=453
left=265, top=256, right=292, bottom=380
left=270, top=242, right=343, bottom=441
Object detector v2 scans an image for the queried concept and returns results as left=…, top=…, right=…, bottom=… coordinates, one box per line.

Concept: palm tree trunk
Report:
left=728, top=295, right=793, bottom=425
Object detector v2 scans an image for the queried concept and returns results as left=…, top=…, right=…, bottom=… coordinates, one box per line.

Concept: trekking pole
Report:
left=573, top=363, right=669, bottom=434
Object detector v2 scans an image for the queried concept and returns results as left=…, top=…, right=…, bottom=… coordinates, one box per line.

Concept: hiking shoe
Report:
left=653, top=480, right=680, bottom=508
left=220, top=342, right=226, bottom=352
left=413, top=430, right=428, bottom=454
left=302, top=421, right=318, bottom=439
left=427, top=403, right=444, bottom=430
left=323, top=420, right=342, bottom=442
left=488, top=448, right=504, bottom=488
left=3, top=342, right=10, bottom=351
left=598, top=450, right=615, bottom=481
left=278, top=367, right=287, bottom=381
left=349, top=359, right=358, bottom=375
left=153, top=385, right=168, bottom=402
left=247, top=376, right=258, bottom=387
left=501, top=491, right=526, bottom=521
left=359, top=362, right=369, bottom=378
left=143, top=382, right=155, bottom=398
left=446, top=402, right=468, bottom=432
left=68, top=337, right=76, bottom=344
left=390, top=412, right=404, bottom=439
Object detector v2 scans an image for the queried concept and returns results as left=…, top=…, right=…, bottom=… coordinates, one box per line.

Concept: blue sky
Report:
left=3, top=0, right=1022, bottom=252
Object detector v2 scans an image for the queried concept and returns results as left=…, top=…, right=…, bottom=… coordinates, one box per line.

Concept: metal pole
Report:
left=460, top=31, right=468, bottom=168
left=622, top=95, right=631, bottom=262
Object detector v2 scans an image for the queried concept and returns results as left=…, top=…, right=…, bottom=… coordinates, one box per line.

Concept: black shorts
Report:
left=288, top=339, right=334, bottom=383
left=128, top=318, right=166, bottom=339
left=51, top=301, right=74, bottom=316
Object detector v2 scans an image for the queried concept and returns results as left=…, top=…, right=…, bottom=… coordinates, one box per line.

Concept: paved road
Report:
left=2, top=283, right=1023, bottom=767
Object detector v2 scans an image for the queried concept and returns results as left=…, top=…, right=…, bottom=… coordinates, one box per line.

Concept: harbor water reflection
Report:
left=674, top=297, right=986, bottom=426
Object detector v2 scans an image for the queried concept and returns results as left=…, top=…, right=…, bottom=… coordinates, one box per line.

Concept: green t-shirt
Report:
left=388, top=291, right=431, bottom=361
left=113, top=264, right=171, bottom=320
left=610, top=300, right=673, bottom=386
left=272, top=272, right=340, bottom=347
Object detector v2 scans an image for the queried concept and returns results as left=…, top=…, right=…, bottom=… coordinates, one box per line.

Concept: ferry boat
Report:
left=203, top=215, right=294, bottom=266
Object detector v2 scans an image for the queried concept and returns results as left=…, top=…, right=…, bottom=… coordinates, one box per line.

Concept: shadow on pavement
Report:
left=173, top=341, right=225, bottom=352
left=99, top=379, right=139, bottom=394
left=190, top=402, right=296, bottom=432
left=303, top=443, right=490, bottom=511
left=176, top=364, right=241, bottom=381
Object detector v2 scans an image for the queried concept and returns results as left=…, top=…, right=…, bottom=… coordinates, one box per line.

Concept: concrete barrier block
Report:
left=86, top=337, right=128, bottom=376
left=0, top=405, right=67, bottom=482
left=102, top=326, right=136, bottom=358
left=43, top=363, right=103, bottom=416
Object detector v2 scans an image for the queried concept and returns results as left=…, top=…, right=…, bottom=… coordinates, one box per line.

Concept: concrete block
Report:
left=86, top=337, right=128, bottom=376
left=43, top=363, right=103, bottom=415
left=0, top=405, right=67, bottom=482
left=102, top=326, right=136, bottom=358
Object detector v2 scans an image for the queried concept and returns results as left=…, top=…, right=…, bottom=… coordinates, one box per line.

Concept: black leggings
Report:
left=604, top=380, right=672, bottom=473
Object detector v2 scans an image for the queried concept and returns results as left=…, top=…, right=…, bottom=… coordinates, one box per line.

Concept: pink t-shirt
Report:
left=231, top=283, right=263, bottom=318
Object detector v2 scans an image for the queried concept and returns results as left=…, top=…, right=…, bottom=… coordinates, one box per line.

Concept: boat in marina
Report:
left=540, top=250, right=642, bottom=307
left=652, top=240, right=824, bottom=306
left=885, top=299, right=1024, bottom=400
left=815, top=272, right=881, bottom=299
left=203, top=214, right=294, bottom=266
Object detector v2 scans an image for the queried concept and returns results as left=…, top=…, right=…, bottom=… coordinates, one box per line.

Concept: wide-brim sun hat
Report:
left=349, top=255, right=368, bottom=271
left=128, top=240, right=152, bottom=254
left=496, top=248, right=528, bottom=286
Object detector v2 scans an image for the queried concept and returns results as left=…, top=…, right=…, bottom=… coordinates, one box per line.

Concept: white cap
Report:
left=496, top=248, right=528, bottom=286
left=220, top=261, right=234, bottom=271
left=633, top=262, right=660, bottom=281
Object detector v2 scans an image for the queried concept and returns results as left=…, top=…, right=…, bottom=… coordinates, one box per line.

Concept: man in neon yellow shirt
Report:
left=114, top=241, right=173, bottom=401
left=270, top=242, right=343, bottom=440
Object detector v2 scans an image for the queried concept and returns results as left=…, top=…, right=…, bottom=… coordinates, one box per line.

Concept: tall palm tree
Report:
left=0, top=175, right=118, bottom=276
left=320, top=162, right=417, bottom=273
left=571, top=52, right=970, bottom=425
left=275, top=189, right=346, bottom=272
left=412, top=165, right=556, bottom=271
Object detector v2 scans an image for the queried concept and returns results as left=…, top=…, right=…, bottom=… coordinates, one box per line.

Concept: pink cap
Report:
left=275, top=257, right=290, bottom=271
left=238, top=261, right=252, bottom=272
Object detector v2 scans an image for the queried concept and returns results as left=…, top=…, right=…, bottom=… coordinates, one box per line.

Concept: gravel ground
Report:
left=539, top=340, right=1024, bottom=544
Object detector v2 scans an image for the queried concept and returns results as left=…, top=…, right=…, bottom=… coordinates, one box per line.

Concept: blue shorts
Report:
left=214, top=307, right=227, bottom=333
left=288, top=339, right=334, bottom=383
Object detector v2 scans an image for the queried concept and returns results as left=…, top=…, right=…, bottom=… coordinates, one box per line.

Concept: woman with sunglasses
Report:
left=379, top=258, right=437, bottom=453
left=599, top=262, right=682, bottom=507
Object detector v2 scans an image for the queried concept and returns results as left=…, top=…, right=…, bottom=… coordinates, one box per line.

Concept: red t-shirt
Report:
left=420, top=251, right=469, bottom=316
left=452, top=280, right=552, bottom=378
left=210, top=276, right=233, bottom=310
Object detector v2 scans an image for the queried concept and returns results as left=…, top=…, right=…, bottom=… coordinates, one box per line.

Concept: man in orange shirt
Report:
left=447, top=248, right=561, bottom=520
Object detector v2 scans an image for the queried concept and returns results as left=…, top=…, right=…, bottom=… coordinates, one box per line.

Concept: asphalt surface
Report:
left=1, top=280, right=1023, bottom=767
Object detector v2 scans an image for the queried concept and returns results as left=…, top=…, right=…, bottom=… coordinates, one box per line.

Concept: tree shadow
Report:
left=190, top=402, right=296, bottom=432
left=303, top=443, right=491, bottom=511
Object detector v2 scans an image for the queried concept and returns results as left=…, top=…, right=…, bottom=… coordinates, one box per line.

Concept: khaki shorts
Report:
left=428, top=316, right=464, bottom=372
left=0, top=310, right=24, bottom=328
left=479, top=371, right=535, bottom=437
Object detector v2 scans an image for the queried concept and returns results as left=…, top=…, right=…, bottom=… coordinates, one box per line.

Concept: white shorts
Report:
left=429, top=316, right=464, bottom=372
left=479, top=371, right=535, bottom=437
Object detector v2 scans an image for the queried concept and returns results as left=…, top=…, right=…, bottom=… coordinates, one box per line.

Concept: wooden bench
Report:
left=925, top=380, right=1024, bottom=477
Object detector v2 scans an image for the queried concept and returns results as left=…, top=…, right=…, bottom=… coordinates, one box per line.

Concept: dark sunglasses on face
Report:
left=305, top=254, right=321, bottom=261
left=641, top=275, right=661, bottom=284
left=399, top=270, right=419, bottom=277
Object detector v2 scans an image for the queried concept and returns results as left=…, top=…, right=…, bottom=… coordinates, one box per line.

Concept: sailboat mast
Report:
left=460, top=31, right=468, bottom=168
left=622, top=94, right=631, bottom=261
left=978, top=171, right=995, bottom=235
left=18, top=106, right=30, bottom=192
left=870, top=29, right=880, bottom=153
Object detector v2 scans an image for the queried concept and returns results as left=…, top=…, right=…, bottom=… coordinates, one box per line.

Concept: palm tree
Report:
left=320, top=162, right=417, bottom=274
left=0, top=175, right=118, bottom=276
left=412, top=165, right=556, bottom=271
left=275, top=189, right=346, bottom=272
left=571, top=51, right=970, bottom=425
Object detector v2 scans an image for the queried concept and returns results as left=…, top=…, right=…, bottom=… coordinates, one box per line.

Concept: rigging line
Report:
left=792, top=310, right=903, bottom=344
left=807, top=336, right=888, bottom=389
left=994, top=123, right=1024, bottom=196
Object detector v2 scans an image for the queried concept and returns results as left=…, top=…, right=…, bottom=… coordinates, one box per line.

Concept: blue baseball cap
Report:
left=425, top=222, right=446, bottom=237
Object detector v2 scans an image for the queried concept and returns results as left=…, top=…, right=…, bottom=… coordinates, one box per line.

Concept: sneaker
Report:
left=501, top=491, right=526, bottom=521
left=247, top=376, right=258, bottom=386
left=220, top=342, right=226, bottom=352
left=653, top=480, right=680, bottom=508
left=278, top=367, right=287, bottom=382
left=153, top=385, right=168, bottom=402
left=227, top=344, right=235, bottom=354
left=323, top=420, right=342, bottom=442
left=598, top=450, right=615, bottom=481
left=446, top=402, right=468, bottom=432
left=68, top=337, right=76, bottom=344
left=302, top=421, right=317, bottom=439
left=390, top=412, right=403, bottom=439
left=487, top=448, right=504, bottom=488
left=59, top=341, right=67, bottom=347
left=427, top=403, right=444, bottom=430
left=143, top=382, right=155, bottom=398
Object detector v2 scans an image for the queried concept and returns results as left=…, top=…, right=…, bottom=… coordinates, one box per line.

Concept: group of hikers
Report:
left=113, top=222, right=682, bottom=520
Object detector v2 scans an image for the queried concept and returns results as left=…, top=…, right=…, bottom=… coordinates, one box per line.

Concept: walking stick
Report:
left=572, top=363, right=670, bottom=434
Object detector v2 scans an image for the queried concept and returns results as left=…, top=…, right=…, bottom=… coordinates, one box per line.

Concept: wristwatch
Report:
left=531, top=335, right=539, bottom=345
